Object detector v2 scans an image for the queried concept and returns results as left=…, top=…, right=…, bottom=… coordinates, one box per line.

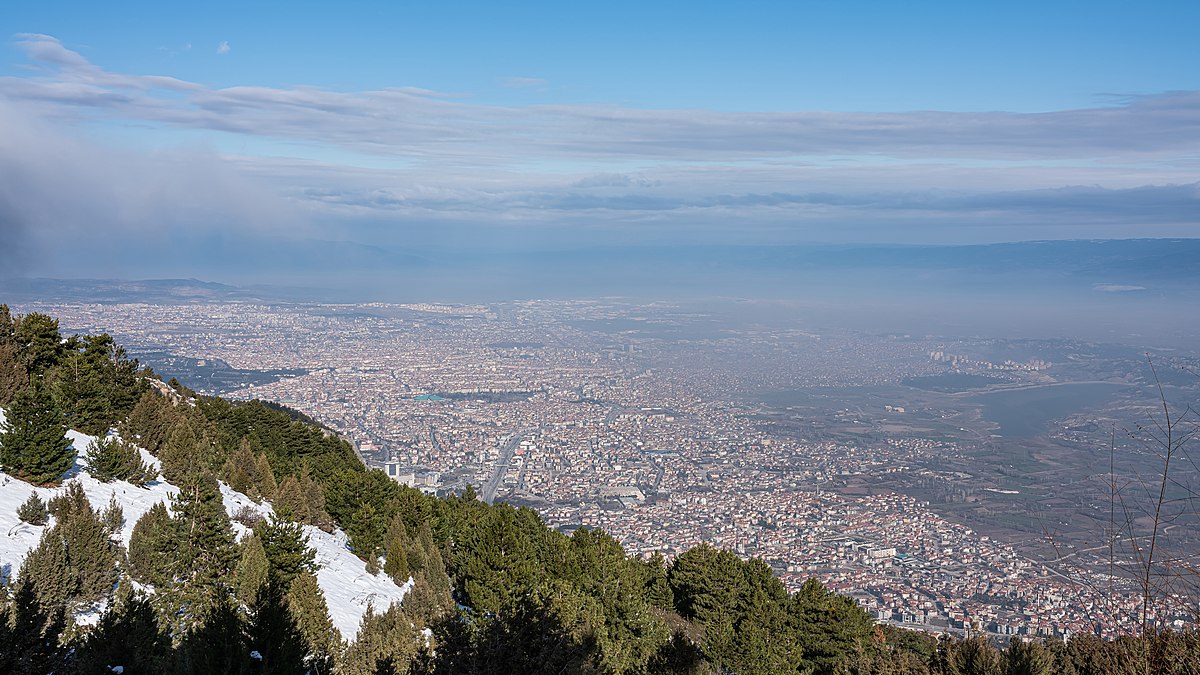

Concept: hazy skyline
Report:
left=1, top=1, right=1198, bottom=283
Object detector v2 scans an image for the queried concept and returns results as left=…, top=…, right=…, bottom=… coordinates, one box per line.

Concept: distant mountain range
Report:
left=3, top=238, right=1198, bottom=303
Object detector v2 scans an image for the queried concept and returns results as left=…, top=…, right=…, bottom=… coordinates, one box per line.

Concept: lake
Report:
left=971, top=383, right=1130, bottom=438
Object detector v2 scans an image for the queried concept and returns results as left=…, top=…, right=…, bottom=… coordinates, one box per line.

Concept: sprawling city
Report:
left=21, top=297, right=1197, bottom=641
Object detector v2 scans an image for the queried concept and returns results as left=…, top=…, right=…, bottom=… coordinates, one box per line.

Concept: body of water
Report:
left=971, top=382, right=1130, bottom=438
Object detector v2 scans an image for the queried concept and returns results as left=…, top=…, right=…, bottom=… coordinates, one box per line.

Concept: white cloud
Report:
left=216, top=40, right=230, bottom=55
left=499, top=76, right=547, bottom=89
left=1, top=33, right=1198, bottom=258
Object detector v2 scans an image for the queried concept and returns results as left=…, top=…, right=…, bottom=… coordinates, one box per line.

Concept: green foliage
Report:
left=101, top=493, right=124, bottom=534
left=944, top=636, right=1004, bottom=675
left=235, top=532, right=271, bottom=607
left=74, top=582, right=172, bottom=674
left=16, top=491, right=48, bottom=525
left=119, top=387, right=178, bottom=455
left=246, top=583, right=309, bottom=675
left=1005, top=638, right=1054, bottom=675
left=85, top=434, right=157, bottom=484
left=222, top=436, right=267, bottom=501
left=0, top=581, right=68, bottom=674
left=159, top=413, right=219, bottom=486
left=257, top=452, right=279, bottom=500
left=0, top=378, right=74, bottom=485
left=340, top=603, right=423, bottom=675
left=287, top=571, right=342, bottom=674
left=0, top=308, right=29, bottom=405
left=256, top=519, right=318, bottom=592
left=789, top=577, right=874, bottom=675
left=19, top=481, right=120, bottom=610
left=172, top=595, right=253, bottom=675
left=13, top=311, right=64, bottom=376
left=174, top=472, right=238, bottom=583
left=450, top=502, right=553, bottom=614
left=127, top=501, right=179, bottom=586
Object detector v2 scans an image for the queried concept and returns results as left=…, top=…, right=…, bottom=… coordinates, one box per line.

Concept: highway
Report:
left=481, top=428, right=537, bottom=504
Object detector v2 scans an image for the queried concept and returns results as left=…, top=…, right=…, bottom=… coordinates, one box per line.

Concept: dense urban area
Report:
left=20, top=299, right=1200, bottom=641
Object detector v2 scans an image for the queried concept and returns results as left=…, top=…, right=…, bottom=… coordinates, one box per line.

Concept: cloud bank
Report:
left=1, top=33, right=1197, bottom=282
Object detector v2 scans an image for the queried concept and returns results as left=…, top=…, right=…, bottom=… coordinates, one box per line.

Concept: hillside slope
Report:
left=0, top=407, right=410, bottom=639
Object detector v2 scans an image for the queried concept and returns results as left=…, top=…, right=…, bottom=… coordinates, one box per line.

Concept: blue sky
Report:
left=1, top=1, right=1198, bottom=282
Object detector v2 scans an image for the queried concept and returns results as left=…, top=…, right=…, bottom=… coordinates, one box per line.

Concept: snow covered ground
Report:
left=0, top=408, right=409, bottom=639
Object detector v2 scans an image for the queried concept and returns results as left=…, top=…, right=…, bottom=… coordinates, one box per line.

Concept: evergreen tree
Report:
left=16, top=491, right=49, bottom=525
left=26, top=481, right=120, bottom=608
left=1005, top=638, right=1055, bottom=675
left=128, top=501, right=179, bottom=586
left=789, top=577, right=874, bottom=675
left=245, top=585, right=309, bottom=675
left=0, top=333, right=29, bottom=406
left=236, top=532, right=271, bottom=607
left=301, top=467, right=334, bottom=531
left=256, top=519, right=318, bottom=591
left=160, top=413, right=217, bottom=486
left=223, top=437, right=261, bottom=500
left=0, top=581, right=68, bottom=675
left=382, top=513, right=412, bottom=584
left=85, top=435, right=157, bottom=484
left=17, top=523, right=72, bottom=611
left=0, top=379, right=74, bottom=485
left=340, top=603, right=422, bottom=675
left=74, top=582, right=172, bottom=674
left=949, top=636, right=1004, bottom=675
left=274, top=474, right=310, bottom=524
left=348, top=501, right=387, bottom=565
left=286, top=571, right=342, bottom=675
left=49, top=341, right=112, bottom=436
left=257, top=452, right=279, bottom=501
left=13, top=311, right=64, bottom=376
left=173, top=595, right=253, bottom=675
left=120, top=388, right=177, bottom=455
left=174, top=472, right=238, bottom=585
left=101, top=493, right=124, bottom=534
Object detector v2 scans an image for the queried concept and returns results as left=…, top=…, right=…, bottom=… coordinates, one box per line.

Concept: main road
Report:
left=482, top=428, right=538, bottom=504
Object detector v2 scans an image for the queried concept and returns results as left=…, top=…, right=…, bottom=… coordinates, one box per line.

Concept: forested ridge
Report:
left=0, top=305, right=1196, bottom=674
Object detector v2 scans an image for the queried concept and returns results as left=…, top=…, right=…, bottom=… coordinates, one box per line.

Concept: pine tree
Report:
left=340, top=603, right=422, bottom=675
left=256, top=452, right=279, bottom=501
left=257, top=519, right=318, bottom=591
left=245, top=584, right=309, bottom=675
left=0, top=379, right=75, bottom=486
left=301, top=467, right=334, bottom=532
left=383, top=513, right=412, bottom=584
left=222, top=437, right=260, bottom=500
left=101, top=493, right=124, bottom=534
left=287, top=571, right=342, bottom=674
left=160, top=413, right=216, bottom=486
left=120, top=388, right=177, bottom=455
left=13, top=312, right=64, bottom=376
left=16, top=491, right=49, bottom=525
left=128, top=501, right=179, bottom=586
left=0, top=581, right=68, bottom=674
left=18, top=523, right=72, bottom=611
left=160, top=474, right=240, bottom=641
left=74, top=581, right=172, bottom=674
left=275, top=474, right=311, bottom=523
left=0, top=339, right=29, bottom=406
left=85, top=435, right=157, bottom=484
left=236, top=532, right=271, bottom=607
left=1005, top=638, right=1055, bottom=675
left=173, top=595, right=253, bottom=675
left=174, top=472, right=238, bottom=584
left=31, top=480, right=120, bottom=607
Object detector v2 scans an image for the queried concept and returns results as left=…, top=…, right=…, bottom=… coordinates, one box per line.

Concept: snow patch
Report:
left=0, top=407, right=410, bottom=640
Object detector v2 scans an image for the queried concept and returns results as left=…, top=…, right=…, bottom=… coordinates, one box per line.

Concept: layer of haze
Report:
left=1, top=3, right=1198, bottom=344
